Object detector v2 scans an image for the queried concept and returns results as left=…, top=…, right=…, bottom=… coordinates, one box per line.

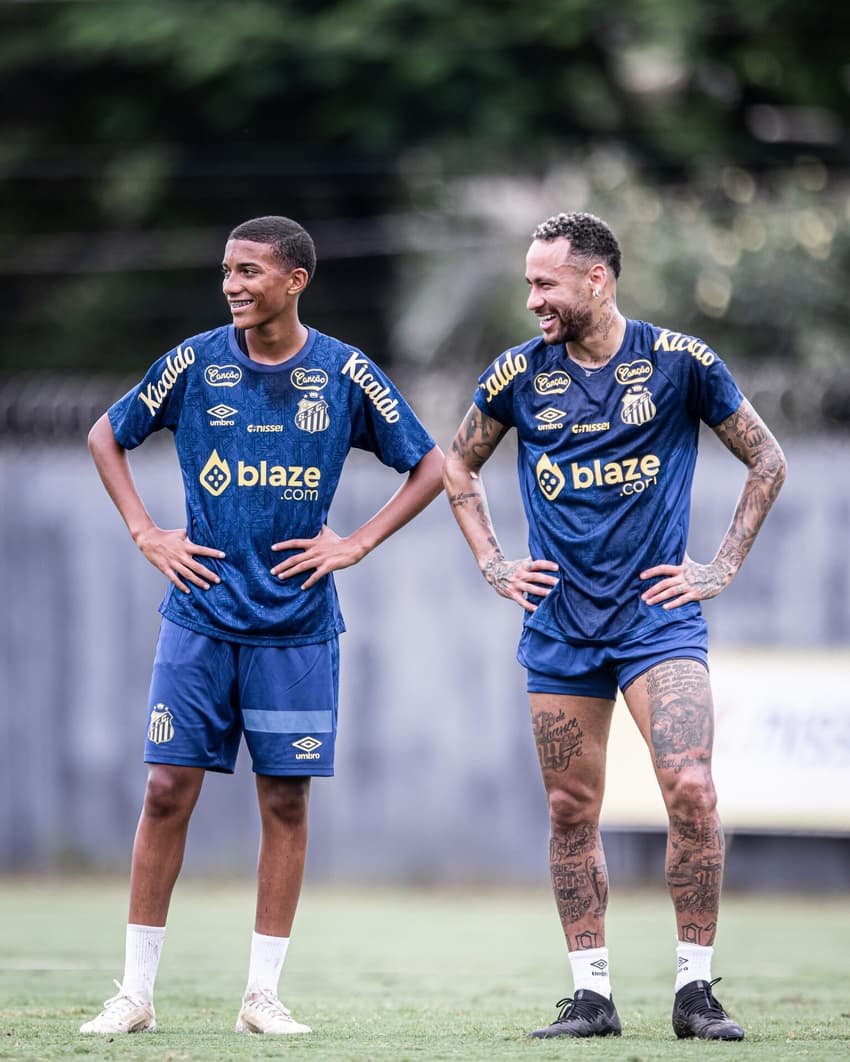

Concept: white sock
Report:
left=676, top=941, right=713, bottom=991
left=568, top=947, right=611, bottom=998
left=121, top=923, right=165, bottom=1004
left=245, top=932, right=290, bottom=996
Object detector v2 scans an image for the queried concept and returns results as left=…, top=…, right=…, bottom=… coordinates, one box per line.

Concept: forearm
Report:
left=442, top=450, right=504, bottom=574
left=711, top=403, right=787, bottom=585
left=347, top=444, right=444, bottom=558
left=88, top=413, right=156, bottom=543
left=712, top=444, right=786, bottom=582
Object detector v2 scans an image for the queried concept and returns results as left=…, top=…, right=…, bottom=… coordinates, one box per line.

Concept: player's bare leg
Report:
left=129, top=764, right=206, bottom=924
left=235, top=775, right=312, bottom=1036
left=624, top=658, right=744, bottom=1040
left=527, top=693, right=622, bottom=1039
left=80, top=765, right=204, bottom=1034
left=254, top=775, right=310, bottom=937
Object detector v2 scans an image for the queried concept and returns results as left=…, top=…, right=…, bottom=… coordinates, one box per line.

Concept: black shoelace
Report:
left=678, top=977, right=727, bottom=1016
left=553, top=995, right=605, bottom=1022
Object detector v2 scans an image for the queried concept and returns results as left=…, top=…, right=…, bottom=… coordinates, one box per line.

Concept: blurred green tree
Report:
left=0, top=0, right=847, bottom=432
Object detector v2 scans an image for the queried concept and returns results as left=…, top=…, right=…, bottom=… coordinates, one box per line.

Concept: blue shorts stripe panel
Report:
left=242, top=709, right=335, bottom=734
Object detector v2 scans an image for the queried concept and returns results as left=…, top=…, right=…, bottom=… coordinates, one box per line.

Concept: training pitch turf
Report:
left=0, top=878, right=848, bottom=1060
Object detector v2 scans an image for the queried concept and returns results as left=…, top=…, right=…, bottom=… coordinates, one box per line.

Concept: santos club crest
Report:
left=147, top=704, right=174, bottom=744
left=295, top=397, right=330, bottom=433
left=620, top=385, right=656, bottom=426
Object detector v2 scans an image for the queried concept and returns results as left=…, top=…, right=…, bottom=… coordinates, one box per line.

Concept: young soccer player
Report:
left=82, top=216, right=443, bottom=1036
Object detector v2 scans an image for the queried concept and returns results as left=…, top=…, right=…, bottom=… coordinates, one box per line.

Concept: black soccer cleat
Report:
left=672, top=977, right=744, bottom=1040
left=528, top=989, right=622, bottom=1038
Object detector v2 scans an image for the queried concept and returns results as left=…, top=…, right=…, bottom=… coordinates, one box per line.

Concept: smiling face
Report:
left=525, top=237, right=597, bottom=345
left=221, top=239, right=306, bottom=328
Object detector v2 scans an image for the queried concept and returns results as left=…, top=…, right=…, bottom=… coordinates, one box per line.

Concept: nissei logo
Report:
left=204, top=364, right=243, bottom=387
left=198, top=450, right=321, bottom=500
left=536, top=452, right=661, bottom=500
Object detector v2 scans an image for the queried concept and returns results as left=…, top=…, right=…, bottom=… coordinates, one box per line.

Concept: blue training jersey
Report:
left=473, top=318, right=744, bottom=643
left=109, top=325, right=435, bottom=646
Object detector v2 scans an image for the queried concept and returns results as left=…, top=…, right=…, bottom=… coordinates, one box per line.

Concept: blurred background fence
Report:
left=2, top=434, right=849, bottom=890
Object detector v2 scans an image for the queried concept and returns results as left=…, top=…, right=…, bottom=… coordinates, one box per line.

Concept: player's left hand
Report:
left=639, top=553, right=728, bottom=609
left=271, top=525, right=366, bottom=589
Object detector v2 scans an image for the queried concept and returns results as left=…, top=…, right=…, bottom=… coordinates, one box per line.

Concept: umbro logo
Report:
left=292, top=736, right=322, bottom=752
left=208, top=404, right=238, bottom=418
left=590, top=959, right=608, bottom=973
left=536, top=407, right=567, bottom=423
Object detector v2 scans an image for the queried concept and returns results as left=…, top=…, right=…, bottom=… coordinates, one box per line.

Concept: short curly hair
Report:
left=531, top=212, right=621, bottom=279
left=228, top=216, right=317, bottom=281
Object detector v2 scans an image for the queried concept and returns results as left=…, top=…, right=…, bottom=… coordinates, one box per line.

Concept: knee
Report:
left=142, top=767, right=199, bottom=822
left=664, top=772, right=718, bottom=820
left=261, top=778, right=310, bottom=829
left=548, top=784, right=601, bottom=834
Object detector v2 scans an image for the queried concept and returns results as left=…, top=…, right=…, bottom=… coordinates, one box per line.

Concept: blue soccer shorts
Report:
left=519, top=612, right=709, bottom=700
left=144, top=618, right=339, bottom=776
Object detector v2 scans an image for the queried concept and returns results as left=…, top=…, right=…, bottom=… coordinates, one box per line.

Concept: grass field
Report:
left=1, top=878, right=848, bottom=1061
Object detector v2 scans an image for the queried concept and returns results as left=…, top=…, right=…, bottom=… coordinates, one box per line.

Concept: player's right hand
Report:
left=134, top=527, right=225, bottom=594
left=481, top=555, right=559, bottom=612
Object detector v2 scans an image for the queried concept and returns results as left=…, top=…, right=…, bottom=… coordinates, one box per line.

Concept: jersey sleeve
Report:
left=346, top=353, right=435, bottom=472
left=651, top=328, right=744, bottom=427
left=687, top=345, right=744, bottom=427
left=107, top=343, right=193, bottom=449
left=471, top=348, right=522, bottom=426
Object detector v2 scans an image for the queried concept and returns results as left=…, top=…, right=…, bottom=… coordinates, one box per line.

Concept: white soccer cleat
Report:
left=79, top=980, right=156, bottom=1034
left=235, top=989, right=311, bottom=1035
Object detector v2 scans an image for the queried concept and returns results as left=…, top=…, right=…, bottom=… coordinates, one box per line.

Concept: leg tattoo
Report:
left=550, top=827, right=608, bottom=950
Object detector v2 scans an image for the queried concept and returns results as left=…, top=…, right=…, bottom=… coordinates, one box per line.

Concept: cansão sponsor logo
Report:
left=137, top=345, right=196, bottom=415
left=620, top=385, right=657, bottom=426
left=571, top=421, right=610, bottom=435
left=208, top=403, right=237, bottom=427
left=480, top=350, right=529, bottom=402
left=653, top=329, right=716, bottom=367
left=204, top=363, right=243, bottom=387
left=341, top=351, right=401, bottom=423
left=147, top=704, right=174, bottom=744
left=536, top=451, right=662, bottom=500
left=534, top=370, right=572, bottom=396
left=291, top=367, right=329, bottom=391
left=615, top=359, right=653, bottom=386
left=292, top=735, right=322, bottom=761
left=536, top=407, right=566, bottom=432
left=198, top=450, right=321, bottom=500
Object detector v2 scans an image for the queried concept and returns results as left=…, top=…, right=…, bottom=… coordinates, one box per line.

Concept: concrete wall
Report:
left=1, top=433, right=848, bottom=886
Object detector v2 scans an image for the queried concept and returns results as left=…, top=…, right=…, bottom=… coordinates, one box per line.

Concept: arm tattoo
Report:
left=450, top=406, right=507, bottom=472
left=712, top=400, right=786, bottom=579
